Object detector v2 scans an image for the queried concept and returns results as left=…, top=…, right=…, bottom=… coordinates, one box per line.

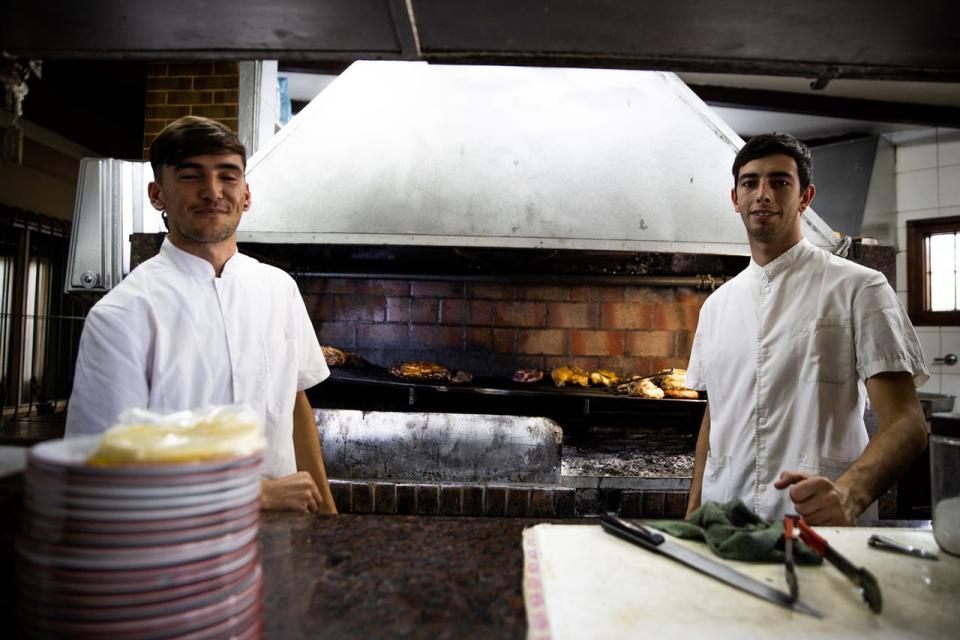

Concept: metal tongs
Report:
left=785, top=514, right=883, bottom=613
left=867, top=534, right=939, bottom=561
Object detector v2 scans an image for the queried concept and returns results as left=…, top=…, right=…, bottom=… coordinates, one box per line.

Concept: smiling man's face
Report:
left=148, top=153, right=251, bottom=249
left=731, top=153, right=815, bottom=252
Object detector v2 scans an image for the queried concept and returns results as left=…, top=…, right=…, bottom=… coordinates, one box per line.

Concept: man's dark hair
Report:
left=732, top=132, right=813, bottom=191
left=149, top=116, right=246, bottom=181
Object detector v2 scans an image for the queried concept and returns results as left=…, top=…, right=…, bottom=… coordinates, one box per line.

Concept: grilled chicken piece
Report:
left=513, top=369, right=544, bottom=383
left=551, top=366, right=590, bottom=388
left=588, top=369, right=621, bottom=387
left=388, top=361, right=452, bottom=381
left=663, top=388, right=699, bottom=399
left=651, top=368, right=689, bottom=390
left=321, top=345, right=372, bottom=369
left=615, top=376, right=664, bottom=399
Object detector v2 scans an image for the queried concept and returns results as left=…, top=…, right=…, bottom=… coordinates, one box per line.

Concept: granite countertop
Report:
left=258, top=513, right=576, bottom=639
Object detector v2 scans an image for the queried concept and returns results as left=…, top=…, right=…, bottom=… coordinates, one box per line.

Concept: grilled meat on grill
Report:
left=450, top=370, right=474, bottom=384
left=321, top=345, right=373, bottom=369
left=616, top=377, right=665, bottom=399
left=651, top=368, right=689, bottom=390
left=588, top=369, right=621, bottom=387
left=388, top=361, right=452, bottom=381
left=512, top=369, right=544, bottom=383
left=663, top=388, right=699, bottom=399
left=551, top=366, right=590, bottom=388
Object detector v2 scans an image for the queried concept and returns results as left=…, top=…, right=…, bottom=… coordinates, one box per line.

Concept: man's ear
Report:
left=148, top=181, right=165, bottom=212
left=242, top=184, right=251, bottom=211
left=731, top=187, right=740, bottom=213
left=799, top=184, right=816, bottom=213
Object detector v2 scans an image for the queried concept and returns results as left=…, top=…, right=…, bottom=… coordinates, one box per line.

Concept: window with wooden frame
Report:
left=907, top=216, right=960, bottom=326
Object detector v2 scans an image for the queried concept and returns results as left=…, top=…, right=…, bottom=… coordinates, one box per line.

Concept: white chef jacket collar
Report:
left=160, top=237, right=240, bottom=279
left=746, top=237, right=812, bottom=280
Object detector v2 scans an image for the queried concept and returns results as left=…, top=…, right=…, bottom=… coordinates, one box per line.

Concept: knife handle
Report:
left=600, top=514, right=665, bottom=547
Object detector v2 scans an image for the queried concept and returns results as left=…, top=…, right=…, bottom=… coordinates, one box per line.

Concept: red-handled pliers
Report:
left=786, top=514, right=883, bottom=613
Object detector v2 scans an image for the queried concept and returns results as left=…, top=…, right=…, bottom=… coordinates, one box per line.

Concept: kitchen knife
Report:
left=600, top=514, right=821, bottom=618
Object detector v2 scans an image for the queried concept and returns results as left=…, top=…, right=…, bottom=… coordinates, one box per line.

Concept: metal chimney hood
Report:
left=66, top=61, right=842, bottom=293
left=242, top=61, right=838, bottom=255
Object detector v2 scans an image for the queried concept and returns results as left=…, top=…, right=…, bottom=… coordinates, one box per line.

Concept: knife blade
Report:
left=600, top=514, right=821, bottom=618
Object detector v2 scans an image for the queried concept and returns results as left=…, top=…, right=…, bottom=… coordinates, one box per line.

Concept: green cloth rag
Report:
left=649, top=500, right=822, bottom=565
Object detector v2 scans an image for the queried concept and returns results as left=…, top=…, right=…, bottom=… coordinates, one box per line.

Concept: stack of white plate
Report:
left=16, top=435, right=263, bottom=639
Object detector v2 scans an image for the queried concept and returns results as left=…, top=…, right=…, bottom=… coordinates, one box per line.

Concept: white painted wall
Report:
left=891, top=128, right=960, bottom=402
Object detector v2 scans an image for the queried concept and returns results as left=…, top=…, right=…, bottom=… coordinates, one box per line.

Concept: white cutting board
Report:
left=523, top=525, right=959, bottom=640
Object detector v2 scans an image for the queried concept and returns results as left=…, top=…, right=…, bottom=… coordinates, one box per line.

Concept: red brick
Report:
left=410, top=325, right=462, bottom=349
left=386, top=297, right=410, bottom=322
left=517, top=330, right=566, bottom=355
left=147, top=76, right=193, bottom=91
left=570, top=285, right=624, bottom=302
left=411, top=281, right=464, bottom=297
left=651, top=304, right=699, bottom=331
left=315, top=322, right=356, bottom=349
left=495, top=302, right=546, bottom=327
left=600, top=303, right=653, bottom=329
left=467, top=284, right=515, bottom=300
left=625, top=331, right=673, bottom=357
left=214, top=89, right=240, bottom=103
left=674, top=331, right=696, bottom=358
left=356, top=279, right=409, bottom=296
left=302, top=278, right=355, bottom=295
left=675, top=287, right=711, bottom=305
left=544, top=356, right=599, bottom=373
left=493, top=329, right=517, bottom=353
left=411, top=299, right=438, bottom=323
left=440, top=299, right=494, bottom=326
left=652, top=356, right=690, bottom=371
left=546, top=302, right=596, bottom=328
left=624, top=287, right=675, bottom=303
left=517, top=285, right=569, bottom=301
left=602, top=356, right=654, bottom=378
left=356, top=324, right=408, bottom=348
left=335, top=295, right=385, bottom=322
left=301, top=294, right=333, bottom=321
left=193, top=76, right=241, bottom=90
left=144, top=104, right=191, bottom=119
left=514, top=356, right=546, bottom=370
left=213, top=62, right=239, bottom=75
left=189, top=104, right=238, bottom=119
left=570, top=330, right=625, bottom=356
left=166, top=91, right=216, bottom=105
left=167, top=62, right=216, bottom=76
left=465, top=328, right=493, bottom=351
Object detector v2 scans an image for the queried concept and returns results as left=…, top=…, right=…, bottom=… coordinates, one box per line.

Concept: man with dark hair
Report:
left=684, top=132, right=928, bottom=525
left=67, top=116, right=337, bottom=514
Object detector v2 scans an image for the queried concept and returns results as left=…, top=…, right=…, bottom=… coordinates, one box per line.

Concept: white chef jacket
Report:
left=66, top=239, right=329, bottom=479
left=686, top=238, right=928, bottom=521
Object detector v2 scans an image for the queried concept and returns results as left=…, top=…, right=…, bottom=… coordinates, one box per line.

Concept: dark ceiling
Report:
left=3, top=0, right=959, bottom=154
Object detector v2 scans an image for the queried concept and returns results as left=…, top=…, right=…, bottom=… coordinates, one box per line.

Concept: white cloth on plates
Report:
left=686, top=238, right=928, bottom=520
left=65, top=238, right=329, bottom=479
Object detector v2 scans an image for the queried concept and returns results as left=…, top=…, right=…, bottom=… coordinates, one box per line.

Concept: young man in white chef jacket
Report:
left=66, top=116, right=337, bottom=514
left=684, top=132, right=928, bottom=525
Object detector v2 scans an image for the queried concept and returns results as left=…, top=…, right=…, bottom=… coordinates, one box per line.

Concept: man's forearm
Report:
left=292, top=390, right=338, bottom=514
left=836, top=372, right=927, bottom=519
left=686, top=407, right=710, bottom=518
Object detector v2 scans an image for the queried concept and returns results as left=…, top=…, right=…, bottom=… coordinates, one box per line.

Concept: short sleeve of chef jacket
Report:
left=292, top=283, right=329, bottom=391
left=853, top=272, right=928, bottom=387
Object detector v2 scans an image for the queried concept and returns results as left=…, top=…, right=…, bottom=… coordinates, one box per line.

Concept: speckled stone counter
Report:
left=258, top=513, right=582, bottom=639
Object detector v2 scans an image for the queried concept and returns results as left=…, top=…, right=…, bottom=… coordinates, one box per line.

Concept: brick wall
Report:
left=300, top=277, right=709, bottom=378
left=142, top=62, right=240, bottom=158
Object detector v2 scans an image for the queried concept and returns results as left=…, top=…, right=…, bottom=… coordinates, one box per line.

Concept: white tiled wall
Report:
left=891, top=127, right=960, bottom=404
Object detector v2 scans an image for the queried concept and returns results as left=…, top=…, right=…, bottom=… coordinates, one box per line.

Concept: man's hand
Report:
left=261, top=471, right=330, bottom=513
left=774, top=471, right=857, bottom=525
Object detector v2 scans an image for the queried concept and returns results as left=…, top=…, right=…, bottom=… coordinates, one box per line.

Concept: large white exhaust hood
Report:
left=66, top=61, right=842, bottom=293
left=242, top=61, right=838, bottom=254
